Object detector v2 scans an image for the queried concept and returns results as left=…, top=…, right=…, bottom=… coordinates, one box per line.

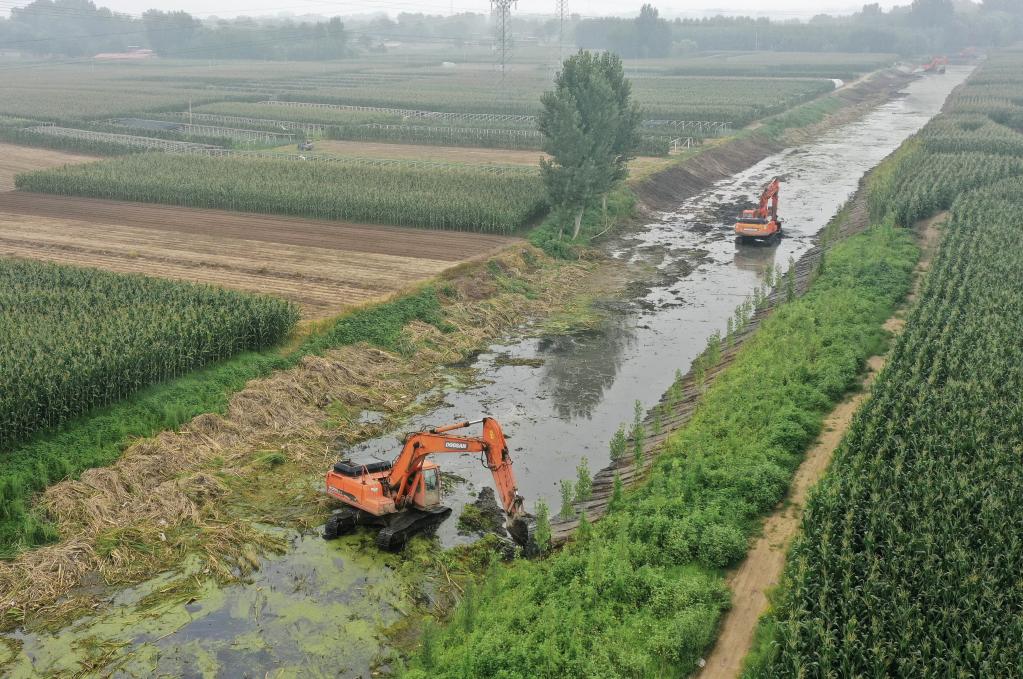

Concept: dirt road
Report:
left=696, top=214, right=945, bottom=679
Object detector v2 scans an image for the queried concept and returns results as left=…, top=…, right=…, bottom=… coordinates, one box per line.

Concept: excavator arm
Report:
left=386, top=417, right=525, bottom=519
left=758, top=178, right=780, bottom=220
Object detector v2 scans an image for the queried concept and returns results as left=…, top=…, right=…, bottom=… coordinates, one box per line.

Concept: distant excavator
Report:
left=735, top=178, right=783, bottom=244
left=322, top=417, right=528, bottom=550
left=922, top=56, right=948, bottom=74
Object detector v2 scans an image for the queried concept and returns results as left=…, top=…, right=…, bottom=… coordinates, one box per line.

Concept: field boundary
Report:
left=695, top=213, right=945, bottom=679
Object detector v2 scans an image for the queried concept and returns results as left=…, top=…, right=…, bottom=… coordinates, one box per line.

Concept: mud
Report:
left=0, top=68, right=971, bottom=677
left=457, top=487, right=506, bottom=537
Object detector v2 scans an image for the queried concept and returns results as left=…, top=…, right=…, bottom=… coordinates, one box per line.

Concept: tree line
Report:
left=0, top=0, right=350, bottom=59
left=577, top=0, right=1023, bottom=57
left=3, top=0, right=1022, bottom=62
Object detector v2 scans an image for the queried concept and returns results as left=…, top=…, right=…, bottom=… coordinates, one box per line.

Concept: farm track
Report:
left=302, top=139, right=546, bottom=165
left=0, top=191, right=518, bottom=317
left=696, top=212, right=945, bottom=679
left=0, top=142, right=96, bottom=190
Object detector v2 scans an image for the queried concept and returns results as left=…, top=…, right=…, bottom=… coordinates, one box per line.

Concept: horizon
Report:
left=1, top=0, right=906, bottom=22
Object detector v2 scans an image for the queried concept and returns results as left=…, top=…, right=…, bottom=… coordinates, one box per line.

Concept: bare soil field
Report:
left=0, top=142, right=96, bottom=190
left=297, top=139, right=674, bottom=175
left=299, top=139, right=546, bottom=166
left=0, top=192, right=516, bottom=318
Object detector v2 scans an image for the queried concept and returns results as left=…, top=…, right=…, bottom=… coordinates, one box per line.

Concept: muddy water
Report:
left=2, top=68, right=970, bottom=678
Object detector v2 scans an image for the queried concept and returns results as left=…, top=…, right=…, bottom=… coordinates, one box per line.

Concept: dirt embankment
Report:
left=696, top=211, right=946, bottom=679
left=633, top=70, right=914, bottom=213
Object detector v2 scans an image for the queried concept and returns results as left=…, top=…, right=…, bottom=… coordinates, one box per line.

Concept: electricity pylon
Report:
left=492, top=0, right=516, bottom=80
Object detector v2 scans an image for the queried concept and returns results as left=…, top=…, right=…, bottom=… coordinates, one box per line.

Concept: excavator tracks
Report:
left=375, top=506, right=452, bottom=551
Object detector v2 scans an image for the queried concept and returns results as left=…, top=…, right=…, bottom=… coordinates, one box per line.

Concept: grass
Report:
left=402, top=223, right=919, bottom=678
left=529, top=188, right=636, bottom=259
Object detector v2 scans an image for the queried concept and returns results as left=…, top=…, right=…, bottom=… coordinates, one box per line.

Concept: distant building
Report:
left=93, top=47, right=155, bottom=60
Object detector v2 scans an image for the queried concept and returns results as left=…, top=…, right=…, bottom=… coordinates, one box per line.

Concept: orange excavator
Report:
left=735, top=178, right=783, bottom=244
left=922, top=56, right=947, bottom=74
left=322, top=417, right=527, bottom=549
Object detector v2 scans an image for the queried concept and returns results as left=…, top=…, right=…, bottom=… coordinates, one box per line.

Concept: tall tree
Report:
left=538, top=51, right=641, bottom=241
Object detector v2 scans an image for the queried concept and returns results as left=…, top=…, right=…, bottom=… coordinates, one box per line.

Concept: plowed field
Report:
left=0, top=192, right=516, bottom=319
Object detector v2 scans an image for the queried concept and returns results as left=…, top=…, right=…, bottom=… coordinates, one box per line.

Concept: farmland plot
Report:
left=0, top=142, right=96, bottom=190
left=16, top=153, right=545, bottom=233
left=753, top=51, right=1023, bottom=677
left=0, top=256, right=297, bottom=450
left=0, top=191, right=516, bottom=318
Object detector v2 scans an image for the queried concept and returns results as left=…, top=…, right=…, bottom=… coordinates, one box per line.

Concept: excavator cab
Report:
left=413, top=463, right=442, bottom=510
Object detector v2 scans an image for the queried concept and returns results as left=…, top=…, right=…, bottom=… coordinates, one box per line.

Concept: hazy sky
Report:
left=4, top=0, right=905, bottom=20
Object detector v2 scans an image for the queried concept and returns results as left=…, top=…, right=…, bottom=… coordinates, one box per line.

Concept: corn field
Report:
left=758, top=51, right=1023, bottom=677
left=0, top=258, right=298, bottom=454
left=16, top=153, right=546, bottom=233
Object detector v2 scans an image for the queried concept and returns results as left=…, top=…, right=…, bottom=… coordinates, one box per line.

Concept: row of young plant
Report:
left=0, top=257, right=299, bottom=555
left=404, top=221, right=919, bottom=677
left=323, top=123, right=678, bottom=156
left=15, top=153, right=546, bottom=233
left=745, top=50, right=1023, bottom=677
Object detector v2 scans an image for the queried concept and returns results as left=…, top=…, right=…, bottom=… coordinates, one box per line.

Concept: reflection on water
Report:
left=537, top=314, right=636, bottom=420
left=732, top=238, right=782, bottom=275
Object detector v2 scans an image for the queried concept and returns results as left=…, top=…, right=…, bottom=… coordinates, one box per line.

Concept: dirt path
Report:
left=298, top=139, right=670, bottom=175
left=696, top=213, right=946, bottom=679
left=297, top=139, right=545, bottom=166
left=0, top=142, right=97, bottom=191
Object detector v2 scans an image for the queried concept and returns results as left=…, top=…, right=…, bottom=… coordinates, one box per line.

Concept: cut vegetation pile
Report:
left=0, top=258, right=298, bottom=552
left=16, top=154, right=546, bottom=233
left=0, top=247, right=592, bottom=628
left=749, top=50, right=1023, bottom=677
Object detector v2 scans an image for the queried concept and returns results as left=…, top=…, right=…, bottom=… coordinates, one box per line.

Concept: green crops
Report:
left=16, top=154, right=546, bottom=234
left=752, top=50, right=1023, bottom=677
left=0, top=258, right=298, bottom=453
